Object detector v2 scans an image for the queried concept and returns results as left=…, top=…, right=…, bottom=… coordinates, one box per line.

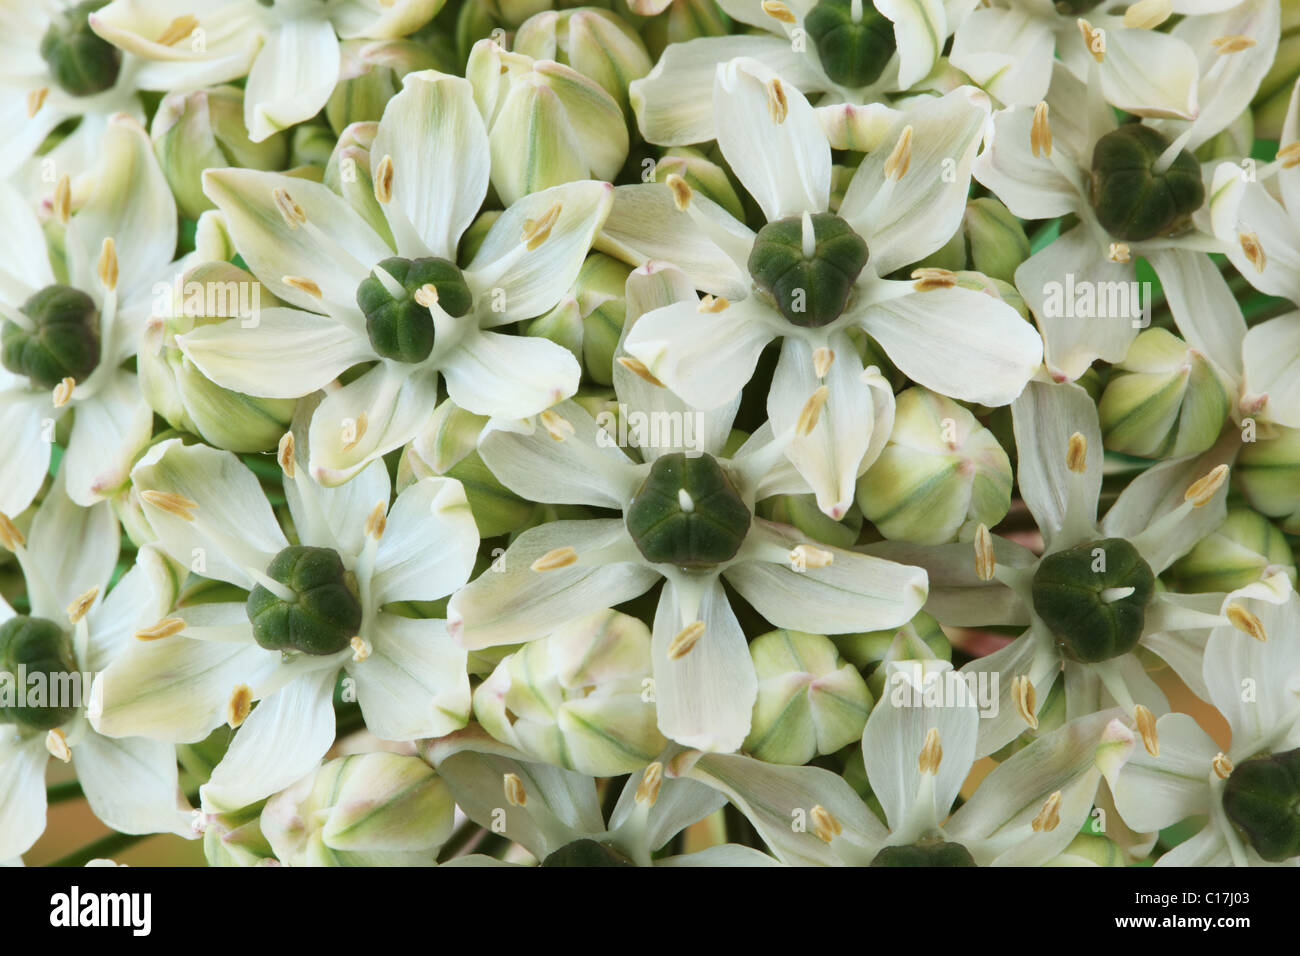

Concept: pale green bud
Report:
left=1166, top=507, right=1297, bottom=593
left=324, top=122, right=396, bottom=246
left=527, top=252, right=630, bottom=384
left=634, top=0, right=731, bottom=59
left=857, top=387, right=1012, bottom=545
left=953, top=270, right=1030, bottom=320
left=963, top=198, right=1031, bottom=283
left=1099, top=328, right=1230, bottom=459
left=326, top=39, right=443, bottom=135
left=1237, top=426, right=1300, bottom=533
left=152, top=86, right=289, bottom=219
left=203, top=802, right=275, bottom=867
left=473, top=609, right=666, bottom=775
left=653, top=147, right=745, bottom=221
left=139, top=262, right=296, bottom=452
left=1252, top=2, right=1300, bottom=140
left=760, top=493, right=862, bottom=549
left=493, top=0, right=561, bottom=28
left=831, top=611, right=951, bottom=701
left=467, top=40, right=628, bottom=204
left=1047, top=833, right=1126, bottom=867
left=261, top=752, right=455, bottom=866
left=405, top=400, right=537, bottom=537
left=744, top=629, right=872, bottom=765
left=516, top=8, right=652, bottom=114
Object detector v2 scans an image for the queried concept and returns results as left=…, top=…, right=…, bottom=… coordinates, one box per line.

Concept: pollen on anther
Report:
left=364, top=501, right=387, bottom=539
left=667, top=621, right=705, bottom=660
left=52, top=377, right=75, bottom=408
left=540, top=408, right=574, bottom=441
left=141, top=489, right=199, bottom=521
left=277, top=432, right=295, bottom=478
left=531, top=546, right=578, bottom=572
left=522, top=202, right=563, bottom=250
left=374, top=155, right=394, bottom=204
left=227, top=684, right=253, bottom=728
left=46, top=729, right=71, bottom=763
left=66, top=587, right=98, bottom=624
left=617, top=356, right=665, bottom=387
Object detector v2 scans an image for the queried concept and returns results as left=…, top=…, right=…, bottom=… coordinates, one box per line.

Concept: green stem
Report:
left=49, top=830, right=150, bottom=868
left=46, top=779, right=85, bottom=804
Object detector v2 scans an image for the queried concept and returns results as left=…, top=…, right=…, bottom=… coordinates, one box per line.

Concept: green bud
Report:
left=473, top=609, right=665, bottom=775
left=625, top=452, right=751, bottom=568
left=1089, top=125, right=1205, bottom=242
left=1099, top=328, right=1229, bottom=459
left=1031, top=538, right=1155, bottom=663
left=40, top=1, right=121, bottom=97
left=515, top=8, right=653, bottom=114
left=654, top=147, right=745, bottom=222
left=1222, top=747, right=1300, bottom=862
left=870, top=840, right=977, bottom=866
left=203, top=801, right=275, bottom=867
left=0, top=616, right=79, bottom=730
left=963, top=198, right=1032, bottom=283
left=857, top=387, right=1012, bottom=545
left=638, top=0, right=731, bottom=60
left=953, top=271, right=1031, bottom=321
left=289, top=124, right=336, bottom=173
left=2, top=284, right=101, bottom=390
left=246, top=546, right=363, bottom=656
left=326, top=40, right=442, bottom=135
left=324, top=123, right=397, bottom=247
left=761, top=492, right=862, bottom=549
left=1049, top=832, right=1125, bottom=866
left=748, top=213, right=869, bottom=328
left=1052, top=0, right=1103, bottom=13
left=745, top=629, right=873, bottom=765
left=542, top=839, right=637, bottom=866
left=805, top=0, right=896, bottom=89
left=153, top=86, right=289, bottom=220
left=261, top=752, right=455, bottom=866
left=357, top=257, right=472, bottom=363
left=1236, top=426, right=1300, bottom=533
left=832, top=610, right=951, bottom=700
left=526, top=253, right=631, bottom=385
left=1166, top=508, right=1297, bottom=593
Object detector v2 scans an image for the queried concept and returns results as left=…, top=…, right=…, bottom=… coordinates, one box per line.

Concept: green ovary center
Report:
left=804, top=0, right=897, bottom=89
left=356, top=256, right=473, bottom=364
left=246, top=545, right=363, bottom=656
left=1221, top=748, right=1300, bottom=863
left=0, top=616, right=80, bottom=730
left=1089, top=125, right=1205, bottom=243
left=40, top=1, right=122, bottom=98
left=748, top=213, right=868, bottom=329
left=625, top=453, right=751, bottom=569
left=1, top=284, right=102, bottom=390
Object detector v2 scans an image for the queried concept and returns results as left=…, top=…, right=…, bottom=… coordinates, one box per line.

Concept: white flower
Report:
left=0, top=114, right=175, bottom=514
left=0, top=474, right=193, bottom=860
left=448, top=261, right=927, bottom=753
left=89, top=407, right=479, bottom=813
left=185, top=70, right=611, bottom=485
left=611, top=59, right=1040, bottom=517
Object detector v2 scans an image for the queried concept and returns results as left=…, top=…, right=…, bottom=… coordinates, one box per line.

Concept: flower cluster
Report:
left=0, top=0, right=1297, bottom=869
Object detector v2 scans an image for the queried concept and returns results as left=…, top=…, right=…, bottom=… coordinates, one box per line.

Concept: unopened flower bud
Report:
left=832, top=611, right=951, bottom=700
left=1166, top=507, right=1297, bottom=593
left=625, top=452, right=751, bottom=567
left=1090, top=125, right=1204, bottom=242
left=858, top=387, right=1013, bottom=544
left=1099, top=329, right=1229, bottom=459
left=654, top=147, right=745, bottom=222
left=761, top=492, right=863, bottom=549
left=246, top=546, right=363, bottom=656
left=515, top=8, right=653, bottom=114
left=748, top=213, right=869, bottom=328
left=203, top=803, right=275, bottom=867
left=1049, top=832, right=1126, bottom=866
left=963, top=198, right=1032, bottom=283
left=326, top=40, right=442, bottom=135
left=2, top=285, right=101, bottom=390
left=1032, top=538, right=1155, bottom=663
left=1236, top=427, right=1300, bottom=533
left=744, top=629, right=873, bottom=765
left=0, top=616, right=79, bottom=730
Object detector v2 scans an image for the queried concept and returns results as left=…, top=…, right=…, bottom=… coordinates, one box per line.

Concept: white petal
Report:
left=441, top=328, right=580, bottom=420
left=1205, top=590, right=1300, bottom=742
left=0, top=735, right=47, bottom=860
left=75, top=733, right=193, bottom=838
left=62, top=370, right=154, bottom=504
left=863, top=537, right=1035, bottom=626
left=447, top=520, right=660, bottom=649
left=1097, top=28, right=1198, bottom=120
left=349, top=614, right=469, bottom=740
left=83, top=546, right=178, bottom=675
left=21, top=471, right=118, bottom=618
left=372, top=70, right=489, bottom=260
left=713, top=57, right=830, bottom=221
left=1240, top=313, right=1300, bottom=428
left=1011, top=380, right=1102, bottom=544
left=244, top=17, right=341, bottom=142
left=371, top=477, right=479, bottom=605
left=1110, top=713, right=1216, bottom=831
left=651, top=578, right=756, bottom=752
left=201, top=667, right=338, bottom=812
left=949, top=7, right=1053, bottom=108
left=858, top=286, right=1042, bottom=406
left=178, top=308, right=374, bottom=400
left=608, top=771, right=726, bottom=851
left=0, top=388, right=51, bottom=516
left=877, top=0, right=947, bottom=88
left=1145, top=247, right=1245, bottom=385
left=972, top=105, right=1083, bottom=221
left=285, top=419, right=391, bottom=558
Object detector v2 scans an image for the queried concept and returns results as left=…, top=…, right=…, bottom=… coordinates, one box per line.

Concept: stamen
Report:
left=1066, top=432, right=1087, bottom=473
left=918, top=727, right=942, bottom=775
left=697, top=294, right=730, bottom=313
left=0, top=512, right=26, bottom=551
left=1224, top=603, right=1267, bottom=642
left=790, top=544, right=834, bottom=570
left=413, top=283, right=439, bottom=309
left=1211, top=34, right=1256, bottom=54
left=1031, top=102, right=1052, bottom=158
left=667, top=620, right=705, bottom=660
left=503, top=772, right=527, bottom=807
left=1277, top=142, right=1300, bottom=169
left=665, top=173, right=692, bottom=211
left=272, top=187, right=306, bottom=229
left=97, top=237, right=118, bottom=292
left=974, top=524, right=995, bottom=582
left=53, top=174, right=71, bottom=224
left=227, top=684, right=253, bottom=728
left=277, top=432, right=295, bottom=478
left=812, top=347, right=834, bottom=379
left=283, top=275, right=321, bottom=298
left=635, top=762, right=664, bottom=805
left=1012, top=675, right=1038, bottom=730
left=341, top=411, right=368, bottom=453
left=522, top=202, right=563, bottom=250
left=540, top=408, right=574, bottom=441
left=1107, top=242, right=1131, bottom=263
left=617, top=356, right=665, bottom=387
left=796, top=386, right=829, bottom=436
left=1078, top=19, right=1105, bottom=63
left=1239, top=232, right=1266, bottom=273
left=1122, top=0, right=1172, bottom=29
left=761, top=0, right=796, bottom=23
left=26, top=87, right=47, bottom=118
left=884, top=125, right=913, bottom=180
left=811, top=804, right=842, bottom=842
left=1212, top=752, right=1234, bottom=779
left=134, top=617, right=187, bottom=642
left=531, top=546, right=578, bottom=571
left=141, top=489, right=198, bottom=521
left=364, top=501, right=386, bottom=539
left=911, top=267, right=957, bottom=291
left=46, top=729, right=71, bottom=763
left=1134, top=704, right=1159, bottom=756
left=157, top=14, right=198, bottom=46
left=1031, top=791, right=1062, bottom=832
left=374, top=155, right=394, bottom=204
left=1184, top=463, right=1228, bottom=507
left=66, top=587, right=97, bottom=624
left=765, top=78, right=788, bottom=124
left=52, top=377, right=75, bottom=408
left=350, top=635, right=371, bottom=662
